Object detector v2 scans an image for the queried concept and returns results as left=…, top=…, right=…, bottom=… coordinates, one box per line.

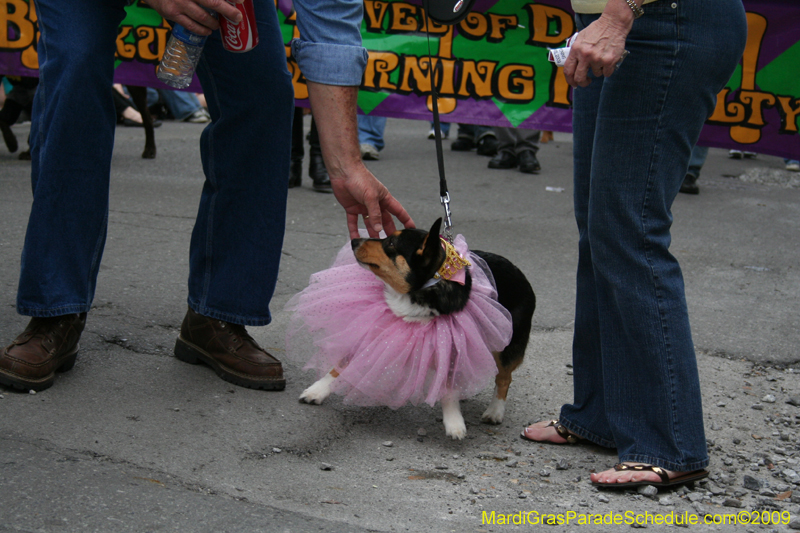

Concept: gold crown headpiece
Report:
left=434, top=237, right=471, bottom=280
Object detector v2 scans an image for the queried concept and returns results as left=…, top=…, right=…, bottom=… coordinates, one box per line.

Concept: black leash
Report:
left=423, top=1, right=454, bottom=244
left=421, top=0, right=477, bottom=243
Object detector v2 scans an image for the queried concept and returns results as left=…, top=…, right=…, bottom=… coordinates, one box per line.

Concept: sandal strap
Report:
left=548, top=419, right=581, bottom=444
left=613, top=463, right=670, bottom=483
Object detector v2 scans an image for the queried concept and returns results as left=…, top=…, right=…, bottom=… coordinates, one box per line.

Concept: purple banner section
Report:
left=0, top=0, right=798, bottom=159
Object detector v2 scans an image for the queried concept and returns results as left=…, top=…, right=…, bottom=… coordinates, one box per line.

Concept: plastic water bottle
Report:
left=157, top=24, right=209, bottom=89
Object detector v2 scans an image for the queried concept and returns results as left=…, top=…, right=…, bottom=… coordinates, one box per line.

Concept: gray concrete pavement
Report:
left=1, top=119, right=799, bottom=532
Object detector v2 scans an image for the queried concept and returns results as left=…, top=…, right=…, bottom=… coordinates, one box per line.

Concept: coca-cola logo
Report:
left=222, top=17, right=247, bottom=50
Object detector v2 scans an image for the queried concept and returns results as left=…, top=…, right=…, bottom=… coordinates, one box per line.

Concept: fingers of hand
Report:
left=347, top=213, right=360, bottom=240
left=380, top=211, right=396, bottom=236
left=384, top=196, right=414, bottom=230
left=169, top=8, right=217, bottom=34
left=365, top=208, right=382, bottom=234
left=205, top=0, right=243, bottom=22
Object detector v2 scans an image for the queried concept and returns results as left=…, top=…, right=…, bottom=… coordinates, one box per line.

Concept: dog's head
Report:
left=351, top=218, right=446, bottom=294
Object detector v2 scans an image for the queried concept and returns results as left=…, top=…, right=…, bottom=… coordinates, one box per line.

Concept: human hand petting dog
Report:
left=307, top=82, right=415, bottom=238
left=142, top=0, right=242, bottom=35
left=330, top=168, right=414, bottom=240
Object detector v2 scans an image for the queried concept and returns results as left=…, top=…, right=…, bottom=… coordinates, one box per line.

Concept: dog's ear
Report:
left=429, top=218, right=443, bottom=238
left=420, top=218, right=444, bottom=268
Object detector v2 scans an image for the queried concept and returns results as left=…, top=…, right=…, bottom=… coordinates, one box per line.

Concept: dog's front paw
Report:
left=481, top=398, right=506, bottom=425
left=443, top=411, right=467, bottom=440
left=444, top=418, right=467, bottom=440
left=299, top=378, right=332, bottom=405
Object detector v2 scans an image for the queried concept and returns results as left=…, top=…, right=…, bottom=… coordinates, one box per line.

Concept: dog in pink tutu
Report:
left=285, top=218, right=535, bottom=439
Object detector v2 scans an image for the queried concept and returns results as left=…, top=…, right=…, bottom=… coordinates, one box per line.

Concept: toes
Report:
left=520, top=421, right=567, bottom=443
left=481, top=399, right=506, bottom=425
left=592, top=465, right=668, bottom=485
left=445, top=423, right=467, bottom=440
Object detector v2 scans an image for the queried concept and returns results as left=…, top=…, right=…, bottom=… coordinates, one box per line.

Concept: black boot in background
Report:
left=289, top=107, right=303, bottom=188
left=308, top=118, right=332, bottom=193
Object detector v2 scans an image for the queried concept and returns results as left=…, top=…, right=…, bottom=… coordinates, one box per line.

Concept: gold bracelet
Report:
left=624, top=0, right=644, bottom=18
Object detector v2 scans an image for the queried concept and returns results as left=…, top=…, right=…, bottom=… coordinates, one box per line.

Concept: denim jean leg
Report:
left=188, top=0, right=294, bottom=326
left=559, top=69, right=616, bottom=448
left=357, top=115, right=387, bottom=151
left=686, top=146, right=709, bottom=179
left=160, top=89, right=201, bottom=121
left=17, top=0, right=126, bottom=317
left=561, top=0, right=746, bottom=471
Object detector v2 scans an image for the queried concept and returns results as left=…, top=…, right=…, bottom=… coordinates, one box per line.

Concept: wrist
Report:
left=601, top=0, right=637, bottom=31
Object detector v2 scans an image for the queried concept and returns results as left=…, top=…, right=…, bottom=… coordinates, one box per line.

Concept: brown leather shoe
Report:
left=0, top=313, right=87, bottom=391
left=174, top=308, right=285, bottom=391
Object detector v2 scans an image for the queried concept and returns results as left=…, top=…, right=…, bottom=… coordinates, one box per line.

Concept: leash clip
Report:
left=440, top=192, right=454, bottom=243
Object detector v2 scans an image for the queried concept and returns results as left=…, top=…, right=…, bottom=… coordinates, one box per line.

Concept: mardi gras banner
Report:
left=1, top=0, right=798, bottom=159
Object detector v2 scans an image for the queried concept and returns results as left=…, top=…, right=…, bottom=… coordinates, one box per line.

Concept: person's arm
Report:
left=563, top=0, right=639, bottom=87
left=142, top=0, right=242, bottom=35
left=307, top=82, right=414, bottom=239
left=292, top=0, right=414, bottom=239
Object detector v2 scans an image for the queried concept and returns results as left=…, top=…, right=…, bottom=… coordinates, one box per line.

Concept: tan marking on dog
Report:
left=354, top=240, right=412, bottom=293
left=416, top=233, right=430, bottom=256
left=492, top=351, right=523, bottom=401
left=329, top=369, right=339, bottom=378
left=481, top=350, right=524, bottom=424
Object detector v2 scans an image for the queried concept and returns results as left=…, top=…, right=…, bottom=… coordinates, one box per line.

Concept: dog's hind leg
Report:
left=482, top=352, right=523, bottom=425
left=442, top=390, right=467, bottom=440
left=299, top=369, right=338, bottom=405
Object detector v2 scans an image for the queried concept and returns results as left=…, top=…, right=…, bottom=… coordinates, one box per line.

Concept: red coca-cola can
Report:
left=219, top=0, right=259, bottom=52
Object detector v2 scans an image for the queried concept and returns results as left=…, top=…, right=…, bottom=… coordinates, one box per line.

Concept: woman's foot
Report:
left=520, top=419, right=583, bottom=444
left=590, top=463, right=708, bottom=489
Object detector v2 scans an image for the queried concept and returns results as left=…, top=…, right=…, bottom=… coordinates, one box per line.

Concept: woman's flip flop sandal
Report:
left=592, top=463, right=709, bottom=489
left=520, top=419, right=585, bottom=444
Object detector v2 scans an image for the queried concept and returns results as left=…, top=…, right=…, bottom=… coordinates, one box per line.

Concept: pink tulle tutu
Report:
left=285, top=235, right=513, bottom=409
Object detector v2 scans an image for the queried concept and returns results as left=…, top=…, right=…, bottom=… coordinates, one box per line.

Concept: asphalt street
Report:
left=1, top=118, right=799, bottom=532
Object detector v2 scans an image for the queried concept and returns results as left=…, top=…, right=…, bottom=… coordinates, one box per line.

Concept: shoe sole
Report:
left=174, top=337, right=286, bottom=391
left=0, top=347, right=78, bottom=392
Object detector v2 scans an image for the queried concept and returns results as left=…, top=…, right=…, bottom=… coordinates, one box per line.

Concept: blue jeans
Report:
left=146, top=88, right=202, bottom=121
left=20, top=0, right=293, bottom=326
left=687, top=146, right=710, bottom=179
left=560, top=0, right=746, bottom=472
left=429, top=121, right=451, bottom=136
left=357, top=115, right=386, bottom=151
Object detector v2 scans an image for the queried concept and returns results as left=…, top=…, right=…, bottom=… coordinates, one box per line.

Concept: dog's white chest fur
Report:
left=383, top=286, right=439, bottom=322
